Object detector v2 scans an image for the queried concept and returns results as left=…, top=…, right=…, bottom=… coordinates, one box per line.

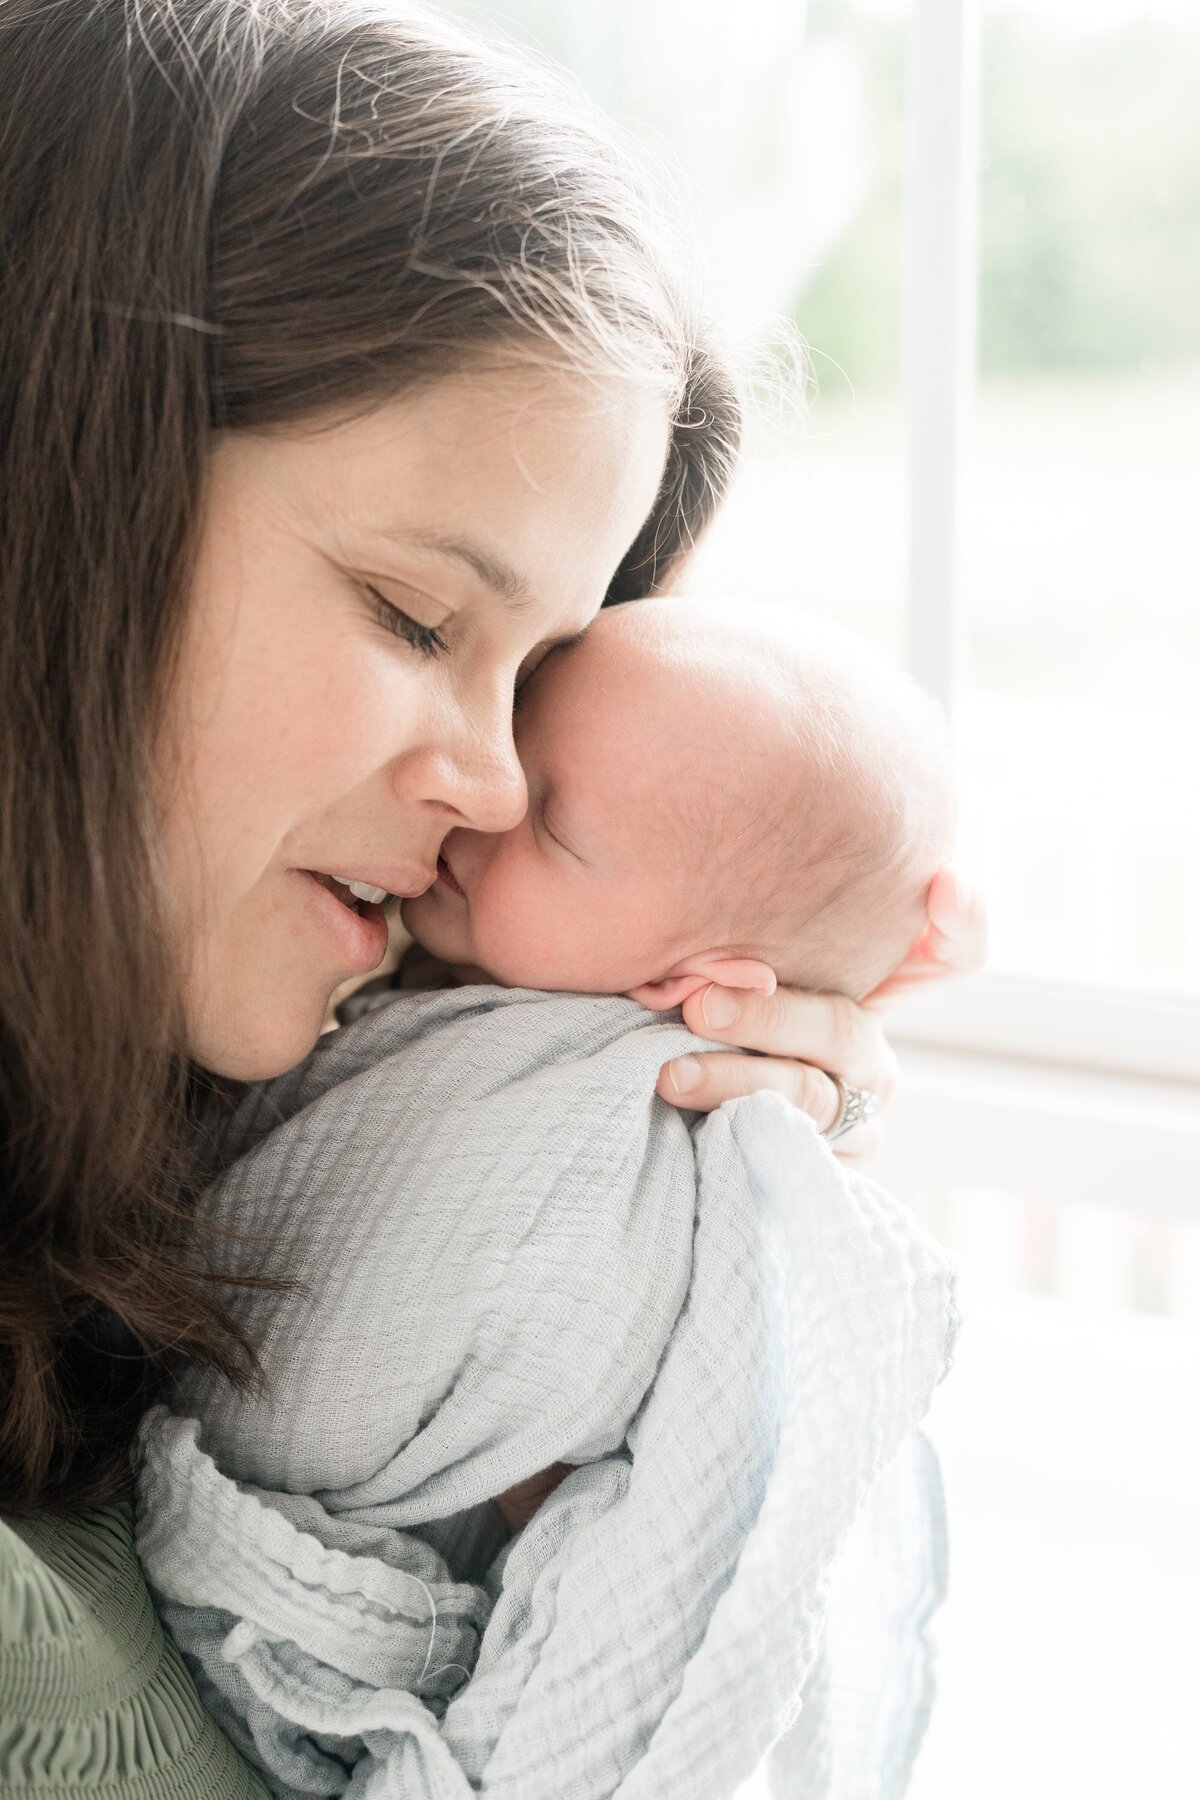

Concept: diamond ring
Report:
left=822, top=1076, right=880, bottom=1143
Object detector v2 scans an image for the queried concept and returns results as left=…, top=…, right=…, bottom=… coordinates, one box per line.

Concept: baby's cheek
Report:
left=473, top=883, right=559, bottom=981
left=399, top=891, right=464, bottom=965
left=472, top=872, right=584, bottom=986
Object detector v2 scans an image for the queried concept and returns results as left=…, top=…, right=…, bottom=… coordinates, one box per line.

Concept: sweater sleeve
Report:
left=0, top=1503, right=269, bottom=1798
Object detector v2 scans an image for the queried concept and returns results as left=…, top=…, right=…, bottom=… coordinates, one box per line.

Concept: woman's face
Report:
left=157, top=368, right=669, bottom=1079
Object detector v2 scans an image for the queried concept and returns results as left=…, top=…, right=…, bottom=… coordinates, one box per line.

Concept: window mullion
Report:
left=902, top=0, right=980, bottom=716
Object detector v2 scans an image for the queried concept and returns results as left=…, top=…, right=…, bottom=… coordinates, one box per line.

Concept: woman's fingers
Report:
left=655, top=1048, right=885, bottom=1159
left=928, top=866, right=988, bottom=970
left=655, top=980, right=897, bottom=1164
left=657, top=1047, right=843, bottom=1126
left=825, top=1116, right=886, bottom=1163
left=867, top=866, right=988, bottom=1007
left=674, top=981, right=899, bottom=1099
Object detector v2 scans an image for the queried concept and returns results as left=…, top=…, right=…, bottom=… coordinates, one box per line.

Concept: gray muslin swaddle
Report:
left=135, top=985, right=958, bottom=1799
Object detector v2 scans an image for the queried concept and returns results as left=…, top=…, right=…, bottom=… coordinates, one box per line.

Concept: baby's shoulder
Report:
left=214, top=987, right=702, bottom=1176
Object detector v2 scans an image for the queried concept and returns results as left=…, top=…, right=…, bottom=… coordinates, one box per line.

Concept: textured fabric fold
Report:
left=134, top=987, right=958, bottom=1799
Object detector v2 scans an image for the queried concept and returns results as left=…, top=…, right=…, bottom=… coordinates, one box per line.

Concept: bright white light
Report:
left=853, top=0, right=1196, bottom=27
left=996, top=0, right=1200, bottom=24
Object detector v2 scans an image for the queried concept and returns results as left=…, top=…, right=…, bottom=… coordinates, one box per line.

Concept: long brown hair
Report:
left=0, top=0, right=741, bottom=1515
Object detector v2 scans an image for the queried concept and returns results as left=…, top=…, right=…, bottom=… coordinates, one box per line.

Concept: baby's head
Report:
left=402, top=599, right=955, bottom=1005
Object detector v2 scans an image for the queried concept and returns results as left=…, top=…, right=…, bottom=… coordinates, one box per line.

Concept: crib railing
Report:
left=917, top=1183, right=1200, bottom=1326
left=873, top=1024, right=1200, bottom=1320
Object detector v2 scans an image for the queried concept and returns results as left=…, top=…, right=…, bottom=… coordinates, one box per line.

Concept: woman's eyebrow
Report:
left=369, top=525, right=533, bottom=611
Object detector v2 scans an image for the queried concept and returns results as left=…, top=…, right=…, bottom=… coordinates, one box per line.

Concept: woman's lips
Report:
left=437, top=853, right=465, bottom=898
left=295, top=868, right=391, bottom=972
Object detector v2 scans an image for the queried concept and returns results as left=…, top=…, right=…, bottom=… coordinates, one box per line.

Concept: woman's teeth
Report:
left=312, top=872, right=392, bottom=911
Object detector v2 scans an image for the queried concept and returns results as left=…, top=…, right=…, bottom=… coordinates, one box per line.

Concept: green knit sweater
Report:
left=0, top=1504, right=269, bottom=1798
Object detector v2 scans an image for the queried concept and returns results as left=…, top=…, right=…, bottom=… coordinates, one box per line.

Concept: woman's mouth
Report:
left=296, top=870, right=393, bottom=973
left=437, top=854, right=465, bottom=898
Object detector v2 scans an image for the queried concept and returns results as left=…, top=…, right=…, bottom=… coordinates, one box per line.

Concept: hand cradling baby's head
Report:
left=402, top=598, right=955, bottom=1003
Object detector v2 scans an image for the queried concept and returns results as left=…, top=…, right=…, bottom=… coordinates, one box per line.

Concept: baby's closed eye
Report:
left=537, top=802, right=582, bottom=859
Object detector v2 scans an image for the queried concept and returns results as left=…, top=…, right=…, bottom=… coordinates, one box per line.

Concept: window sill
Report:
left=887, top=971, right=1200, bottom=1084
left=875, top=1040, right=1200, bottom=1222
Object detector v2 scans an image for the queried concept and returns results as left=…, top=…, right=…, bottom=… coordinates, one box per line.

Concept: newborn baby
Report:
left=135, top=598, right=959, bottom=1800
left=402, top=595, right=954, bottom=1009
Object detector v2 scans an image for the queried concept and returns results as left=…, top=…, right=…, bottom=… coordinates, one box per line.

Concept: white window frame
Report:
left=904, top=0, right=978, bottom=716
left=889, top=0, right=1200, bottom=1236
left=888, top=972, right=1200, bottom=1086
left=895, top=0, right=1200, bottom=1191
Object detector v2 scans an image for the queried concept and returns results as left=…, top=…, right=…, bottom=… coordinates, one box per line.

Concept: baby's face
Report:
left=401, top=621, right=706, bottom=993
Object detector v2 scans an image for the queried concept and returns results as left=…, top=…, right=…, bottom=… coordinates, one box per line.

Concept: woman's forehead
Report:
left=222, top=372, right=670, bottom=614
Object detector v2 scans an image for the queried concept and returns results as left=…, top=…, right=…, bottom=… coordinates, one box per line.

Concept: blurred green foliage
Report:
left=796, top=4, right=1200, bottom=388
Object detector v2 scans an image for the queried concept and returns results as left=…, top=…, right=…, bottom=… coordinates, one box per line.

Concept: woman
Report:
left=0, top=0, right=983, bottom=1791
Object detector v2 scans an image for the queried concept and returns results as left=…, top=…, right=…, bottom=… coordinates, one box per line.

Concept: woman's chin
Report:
left=188, top=995, right=330, bottom=1083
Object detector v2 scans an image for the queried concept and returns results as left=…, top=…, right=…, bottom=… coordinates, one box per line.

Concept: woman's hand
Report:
left=861, top=867, right=987, bottom=1005
left=657, top=982, right=896, bottom=1159
left=656, top=866, right=986, bottom=1158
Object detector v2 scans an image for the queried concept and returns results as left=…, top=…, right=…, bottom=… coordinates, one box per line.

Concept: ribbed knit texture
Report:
left=0, top=1503, right=269, bottom=1797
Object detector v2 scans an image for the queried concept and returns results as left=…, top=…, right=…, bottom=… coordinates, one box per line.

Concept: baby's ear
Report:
left=626, top=972, right=711, bottom=1012
left=626, top=955, right=777, bottom=1013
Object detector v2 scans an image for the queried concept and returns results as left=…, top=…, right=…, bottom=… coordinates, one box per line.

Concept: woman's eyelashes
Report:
left=361, top=583, right=450, bottom=659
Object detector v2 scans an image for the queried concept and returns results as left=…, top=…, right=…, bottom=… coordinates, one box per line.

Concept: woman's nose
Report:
left=450, top=730, right=528, bottom=834
left=406, top=695, right=528, bottom=835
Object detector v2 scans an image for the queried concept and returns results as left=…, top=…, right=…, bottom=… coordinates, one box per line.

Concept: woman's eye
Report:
left=363, top=585, right=449, bottom=660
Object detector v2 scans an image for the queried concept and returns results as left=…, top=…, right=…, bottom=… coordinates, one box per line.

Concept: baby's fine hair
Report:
left=726, top=609, right=954, bottom=999
left=625, top=601, right=957, bottom=1001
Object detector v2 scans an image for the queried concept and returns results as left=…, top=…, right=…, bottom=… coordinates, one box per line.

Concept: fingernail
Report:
left=701, top=987, right=738, bottom=1030
left=667, top=1056, right=703, bottom=1095
left=952, top=871, right=974, bottom=915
